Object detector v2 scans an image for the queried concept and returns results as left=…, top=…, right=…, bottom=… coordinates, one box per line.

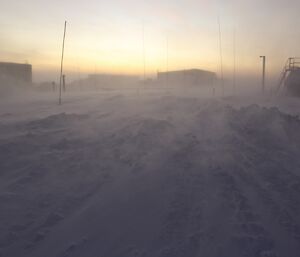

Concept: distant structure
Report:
left=89, top=74, right=139, bottom=89
left=0, top=62, right=32, bottom=84
left=37, top=81, right=56, bottom=92
left=69, top=74, right=140, bottom=90
left=277, top=57, right=300, bottom=96
left=260, top=56, right=266, bottom=94
left=157, top=69, right=216, bottom=87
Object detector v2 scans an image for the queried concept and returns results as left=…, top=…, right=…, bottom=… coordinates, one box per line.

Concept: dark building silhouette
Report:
left=71, top=74, right=139, bottom=90
left=89, top=74, right=139, bottom=87
left=0, top=62, right=32, bottom=84
left=157, top=69, right=216, bottom=87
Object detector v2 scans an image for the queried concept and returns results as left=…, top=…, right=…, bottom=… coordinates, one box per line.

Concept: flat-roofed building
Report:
left=68, top=74, right=140, bottom=90
left=0, top=62, right=32, bottom=84
left=157, top=69, right=216, bottom=87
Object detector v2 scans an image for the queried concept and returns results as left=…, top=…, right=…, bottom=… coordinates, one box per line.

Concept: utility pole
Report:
left=62, top=74, right=66, bottom=92
left=218, top=16, right=224, bottom=97
left=260, top=56, right=266, bottom=94
left=59, top=21, right=67, bottom=105
left=142, top=22, right=146, bottom=83
left=233, top=29, right=236, bottom=95
left=166, top=36, right=169, bottom=87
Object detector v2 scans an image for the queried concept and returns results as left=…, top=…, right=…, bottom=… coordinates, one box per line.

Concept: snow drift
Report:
left=1, top=91, right=300, bottom=257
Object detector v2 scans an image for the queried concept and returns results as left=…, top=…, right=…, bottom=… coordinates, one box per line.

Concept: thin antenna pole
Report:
left=78, top=66, right=82, bottom=91
left=94, top=64, right=97, bottom=90
left=166, top=36, right=169, bottom=87
left=142, top=22, right=146, bottom=82
left=233, top=28, right=236, bottom=95
left=260, top=56, right=266, bottom=94
left=218, top=16, right=224, bottom=97
left=59, top=21, right=67, bottom=105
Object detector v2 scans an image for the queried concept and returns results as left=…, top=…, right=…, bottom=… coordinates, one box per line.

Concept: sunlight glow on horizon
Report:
left=1, top=0, right=300, bottom=82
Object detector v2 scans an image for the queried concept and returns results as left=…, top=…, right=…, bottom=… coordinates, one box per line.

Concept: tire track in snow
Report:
left=233, top=158, right=300, bottom=256
left=212, top=167, right=277, bottom=257
left=157, top=134, right=208, bottom=257
left=225, top=106, right=300, bottom=256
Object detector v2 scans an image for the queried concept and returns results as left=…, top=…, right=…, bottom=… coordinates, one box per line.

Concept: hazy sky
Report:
left=1, top=0, right=300, bottom=81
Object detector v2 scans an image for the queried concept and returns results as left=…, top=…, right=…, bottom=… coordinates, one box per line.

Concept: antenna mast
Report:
left=142, top=22, right=146, bottom=82
left=166, top=36, right=169, bottom=87
left=260, top=56, right=266, bottom=94
left=233, top=28, right=236, bottom=95
left=59, top=21, right=67, bottom=105
left=218, top=16, right=224, bottom=97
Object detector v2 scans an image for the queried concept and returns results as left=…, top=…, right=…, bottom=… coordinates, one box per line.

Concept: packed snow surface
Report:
left=1, top=91, right=300, bottom=257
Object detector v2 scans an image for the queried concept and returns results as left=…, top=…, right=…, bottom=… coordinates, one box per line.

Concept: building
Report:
left=68, top=74, right=140, bottom=90
left=157, top=69, right=216, bottom=87
left=0, top=62, right=32, bottom=84
left=89, top=74, right=139, bottom=88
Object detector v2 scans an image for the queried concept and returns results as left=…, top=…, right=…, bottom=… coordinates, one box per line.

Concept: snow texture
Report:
left=1, top=91, right=300, bottom=257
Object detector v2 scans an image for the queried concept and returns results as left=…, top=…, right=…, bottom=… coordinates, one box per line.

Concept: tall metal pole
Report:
left=260, top=56, right=266, bottom=94
left=62, top=74, right=66, bottom=92
left=166, top=36, right=169, bottom=87
left=59, top=21, right=67, bottom=105
left=142, top=22, right=146, bottom=82
left=233, top=29, right=236, bottom=95
left=218, top=16, right=224, bottom=97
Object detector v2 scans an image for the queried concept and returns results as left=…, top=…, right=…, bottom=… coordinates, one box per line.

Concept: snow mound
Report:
left=1, top=94, right=300, bottom=257
left=27, top=113, right=89, bottom=130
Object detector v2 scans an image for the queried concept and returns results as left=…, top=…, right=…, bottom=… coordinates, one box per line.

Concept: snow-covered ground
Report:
left=1, top=89, right=300, bottom=257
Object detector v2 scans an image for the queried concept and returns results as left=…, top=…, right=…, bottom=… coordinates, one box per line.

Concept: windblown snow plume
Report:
left=1, top=92, right=300, bottom=257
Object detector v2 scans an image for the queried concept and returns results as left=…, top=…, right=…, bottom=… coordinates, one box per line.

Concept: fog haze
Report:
left=1, top=0, right=300, bottom=82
